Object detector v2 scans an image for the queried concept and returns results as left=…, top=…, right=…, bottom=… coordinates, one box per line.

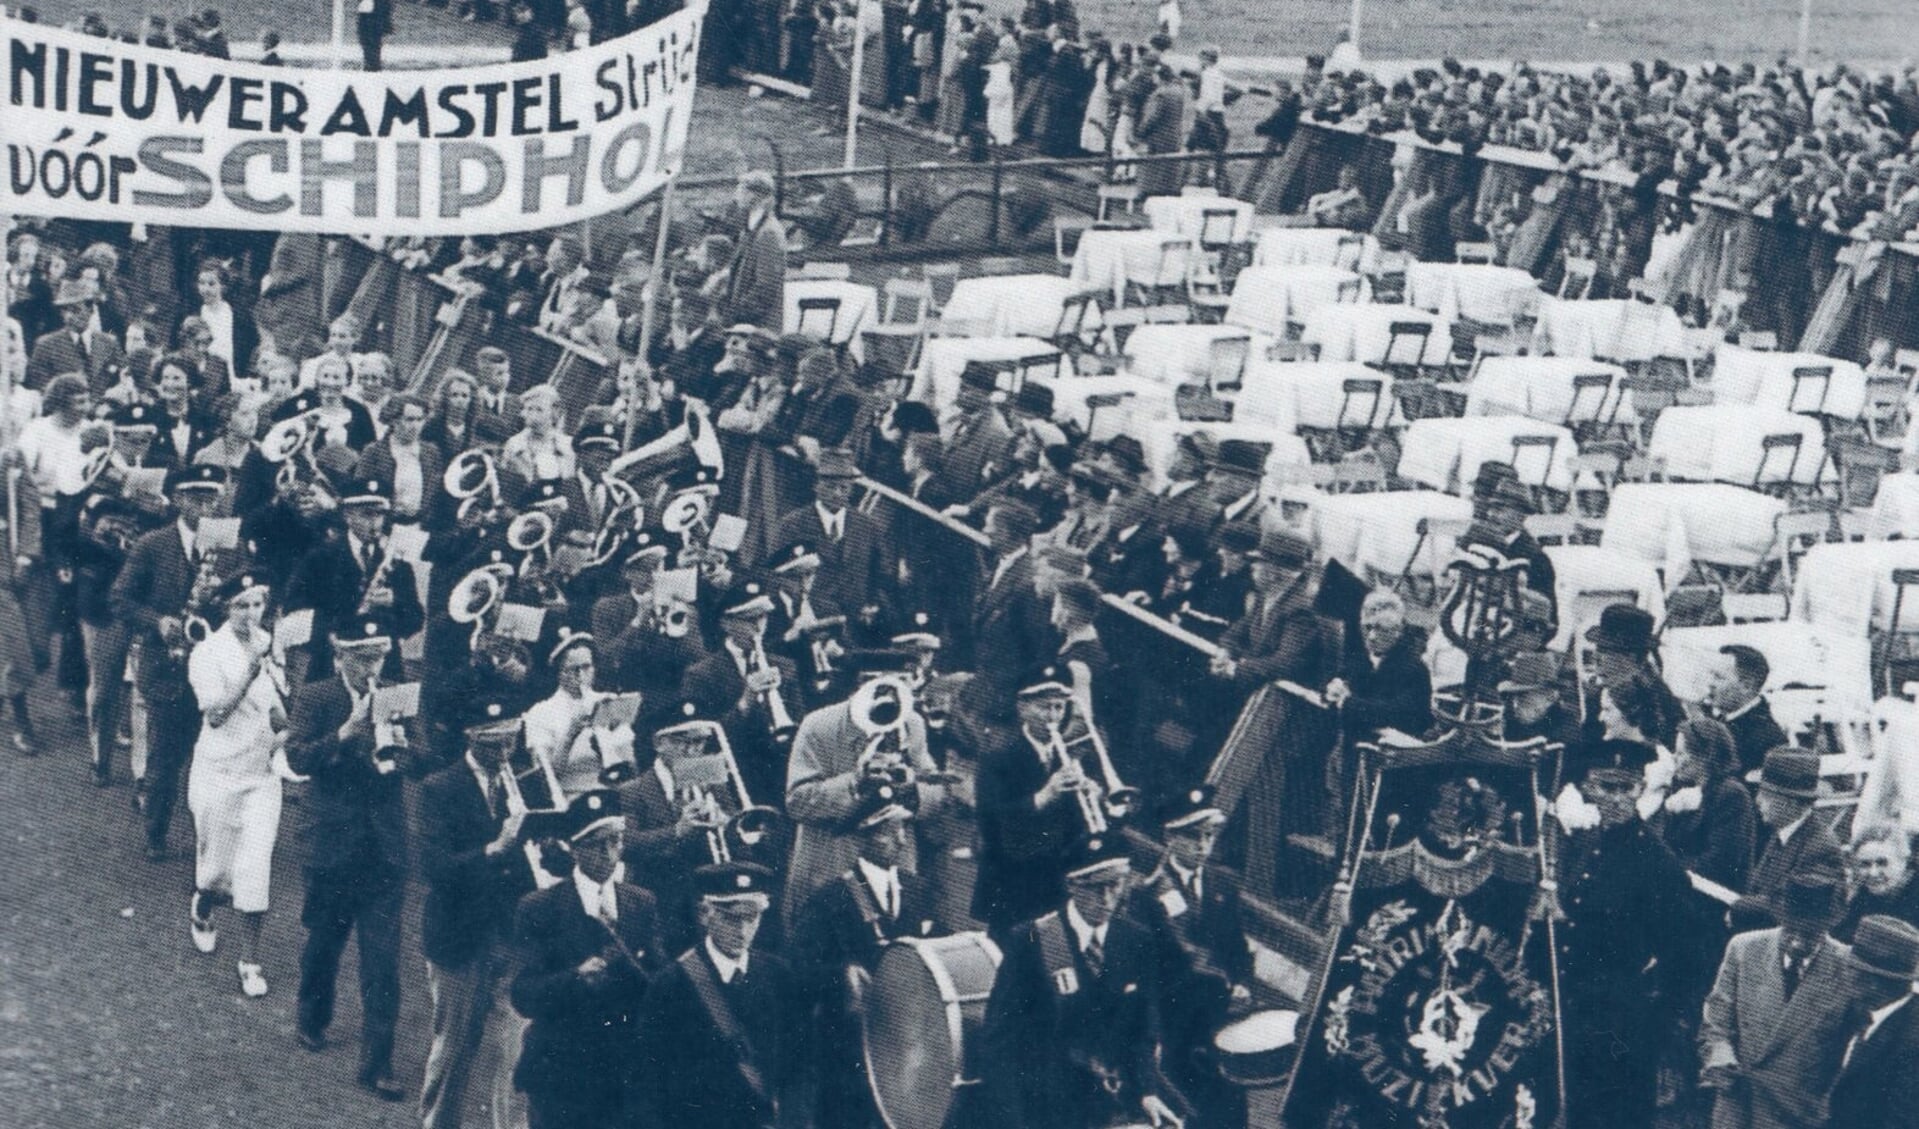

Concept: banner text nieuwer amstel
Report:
left=1, top=3, right=704, bottom=234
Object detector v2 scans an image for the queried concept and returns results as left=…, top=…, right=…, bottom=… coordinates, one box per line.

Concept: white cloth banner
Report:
left=1, top=5, right=705, bottom=233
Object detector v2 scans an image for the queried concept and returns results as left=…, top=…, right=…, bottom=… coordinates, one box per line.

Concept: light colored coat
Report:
left=783, top=698, right=949, bottom=912
left=1699, top=928, right=1859, bottom=1129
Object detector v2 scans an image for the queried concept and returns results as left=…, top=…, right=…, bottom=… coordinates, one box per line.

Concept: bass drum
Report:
left=862, top=931, right=1003, bottom=1129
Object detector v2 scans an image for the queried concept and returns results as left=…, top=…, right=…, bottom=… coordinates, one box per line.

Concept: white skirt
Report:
left=188, top=765, right=283, bottom=914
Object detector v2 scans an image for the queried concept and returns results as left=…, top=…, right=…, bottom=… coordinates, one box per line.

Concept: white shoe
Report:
left=237, top=962, right=269, bottom=998
left=189, top=898, right=217, bottom=954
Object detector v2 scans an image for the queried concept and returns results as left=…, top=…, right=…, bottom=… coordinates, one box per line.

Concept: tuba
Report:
left=444, top=448, right=503, bottom=525
left=586, top=476, right=647, bottom=568
left=606, top=397, right=725, bottom=485
left=449, top=565, right=507, bottom=650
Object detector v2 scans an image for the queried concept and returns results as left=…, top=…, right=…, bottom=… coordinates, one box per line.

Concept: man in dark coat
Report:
left=417, top=701, right=539, bottom=1129
left=510, top=791, right=663, bottom=1129
left=1710, top=644, right=1791, bottom=776
left=109, top=464, right=226, bottom=859
left=287, top=618, right=421, bottom=1100
left=788, top=788, right=946, bottom=1126
left=1823, top=916, right=1919, bottom=1129
left=633, top=862, right=803, bottom=1128
left=1131, top=787, right=1251, bottom=1129
left=963, top=499, right=1052, bottom=721
left=937, top=363, right=1019, bottom=505
left=284, top=477, right=424, bottom=682
left=980, top=834, right=1183, bottom=1129
left=772, top=449, right=887, bottom=629
left=722, top=172, right=788, bottom=332
left=1749, top=748, right=1846, bottom=903
left=973, top=668, right=1081, bottom=934
left=1131, top=64, right=1190, bottom=197
left=25, top=278, right=126, bottom=392
left=678, top=579, right=804, bottom=806
left=1324, top=587, right=1432, bottom=741
left=1555, top=737, right=1709, bottom=1129
left=589, top=545, right=709, bottom=717
left=356, top=0, right=393, bottom=71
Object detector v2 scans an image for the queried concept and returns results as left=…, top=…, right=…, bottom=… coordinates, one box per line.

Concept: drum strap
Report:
left=840, top=871, right=890, bottom=946
left=1034, top=911, right=1080, bottom=996
left=678, top=949, right=772, bottom=1110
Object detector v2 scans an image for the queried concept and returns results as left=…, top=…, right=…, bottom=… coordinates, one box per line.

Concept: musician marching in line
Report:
left=616, top=701, right=728, bottom=953
left=981, top=833, right=1185, bottom=1129
left=680, top=578, right=803, bottom=809
left=417, top=699, right=537, bottom=1129
left=590, top=541, right=710, bottom=721
left=109, top=463, right=228, bottom=861
left=789, top=782, right=946, bottom=1127
left=1131, top=785, right=1253, bottom=1129
left=509, top=789, right=663, bottom=1129
left=184, top=571, right=290, bottom=999
left=766, top=540, right=849, bottom=709
left=287, top=614, right=418, bottom=1101
left=522, top=631, right=612, bottom=796
left=974, top=666, right=1090, bottom=936
left=634, top=861, right=801, bottom=1129
left=285, top=476, right=422, bottom=684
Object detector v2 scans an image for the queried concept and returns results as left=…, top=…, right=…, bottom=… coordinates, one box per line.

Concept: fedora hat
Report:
left=1776, top=873, right=1840, bottom=929
left=1850, top=914, right=1919, bottom=982
left=1584, top=604, right=1655, bottom=655
left=1751, top=747, right=1820, bottom=800
left=1249, top=529, right=1313, bottom=570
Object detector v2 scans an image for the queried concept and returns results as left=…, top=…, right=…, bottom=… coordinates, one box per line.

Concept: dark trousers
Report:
left=357, top=16, right=385, bottom=70
left=299, top=862, right=405, bottom=1077
left=142, top=693, right=200, bottom=851
left=526, top=1091, right=615, bottom=1129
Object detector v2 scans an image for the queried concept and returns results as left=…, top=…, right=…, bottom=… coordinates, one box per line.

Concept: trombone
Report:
left=1047, top=717, right=1142, bottom=834
left=496, top=724, right=571, bottom=886
left=668, top=721, right=781, bottom=865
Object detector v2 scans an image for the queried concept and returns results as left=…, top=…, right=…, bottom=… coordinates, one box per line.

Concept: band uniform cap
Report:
left=565, top=788, right=624, bottom=842
left=768, top=540, right=819, bottom=575
left=165, top=463, right=228, bottom=494
left=331, top=613, right=393, bottom=649
left=814, top=448, right=861, bottom=480
left=1249, top=529, right=1314, bottom=570
left=1213, top=438, right=1271, bottom=477
left=339, top=477, right=393, bottom=508
left=653, top=700, right=708, bottom=743
left=109, top=401, right=159, bottom=432
left=1498, top=652, right=1562, bottom=695
left=621, top=536, right=668, bottom=571
left=1776, top=872, right=1841, bottom=928
left=1016, top=664, right=1072, bottom=699
left=721, top=579, right=776, bottom=618
left=1584, top=604, right=1655, bottom=655
left=849, top=647, right=920, bottom=678
left=1849, top=915, right=1919, bottom=982
left=518, top=478, right=567, bottom=508
left=1063, top=833, right=1132, bottom=880
left=695, top=861, right=776, bottom=902
left=1161, top=785, right=1227, bottom=831
left=891, top=611, right=942, bottom=651
left=1752, top=747, right=1820, bottom=800
left=891, top=401, right=938, bottom=436
left=211, top=571, right=269, bottom=606
left=52, top=278, right=98, bottom=307
left=548, top=628, right=595, bottom=667
left=464, top=698, right=521, bottom=735
left=573, top=409, right=623, bottom=451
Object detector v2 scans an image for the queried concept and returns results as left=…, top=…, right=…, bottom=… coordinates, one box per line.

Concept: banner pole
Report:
left=624, top=177, right=677, bottom=451
left=844, top=0, right=866, bottom=170
left=332, top=0, right=348, bottom=69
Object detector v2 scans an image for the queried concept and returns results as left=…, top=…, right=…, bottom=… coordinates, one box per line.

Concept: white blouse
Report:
left=187, top=625, right=284, bottom=775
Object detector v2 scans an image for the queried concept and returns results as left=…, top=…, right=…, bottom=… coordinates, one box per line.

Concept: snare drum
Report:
left=1212, top=1008, right=1300, bottom=1086
left=862, top=931, right=1003, bottom=1129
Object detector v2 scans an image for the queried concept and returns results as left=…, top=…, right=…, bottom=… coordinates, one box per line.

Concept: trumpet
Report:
left=175, top=545, right=232, bottom=657
left=356, top=539, right=397, bottom=617
left=748, top=636, right=798, bottom=742
left=1046, top=719, right=1142, bottom=834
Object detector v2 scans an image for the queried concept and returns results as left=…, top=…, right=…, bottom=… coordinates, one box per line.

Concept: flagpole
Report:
left=1798, top=0, right=1813, bottom=65
left=844, top=0, right=867, bottom=170
left=333, top=0, right=348, bottom=69
left=623, top=178, right=677, bottom=450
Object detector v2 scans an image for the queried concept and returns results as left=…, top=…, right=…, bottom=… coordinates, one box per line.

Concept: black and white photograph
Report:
left=2, top=0, right=1919, bottom=1125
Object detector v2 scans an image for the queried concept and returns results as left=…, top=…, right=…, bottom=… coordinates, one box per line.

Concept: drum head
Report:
left=864, top=942, right=959, bottom=1129
left=1215, top=1009, right=1300, bottom=1054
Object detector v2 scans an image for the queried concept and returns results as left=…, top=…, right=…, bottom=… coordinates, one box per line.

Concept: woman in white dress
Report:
left=186, top=573, right=289, bottom=998
left=984, top=40, right=1017, bottom=147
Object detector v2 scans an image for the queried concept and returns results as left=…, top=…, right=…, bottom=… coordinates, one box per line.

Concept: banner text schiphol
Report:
left=0, top=1, right=706, bottom=234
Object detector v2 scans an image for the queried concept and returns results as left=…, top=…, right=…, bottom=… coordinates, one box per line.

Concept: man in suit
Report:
left=773, top=449, right=886, bottom=631
left=355, top=0, right=392, bottom=70
left=471, top=347, right=523, bottom=438
left=783, top=657, right=956, bottom=910
left=1323, top=587, right=1432, bottom=741
left=589, top=544, right=707, bottom=720
left=1825, top=915, right=1919, bottom=1129
left=25, top=278, right=125, bottom=392
left=633, top=861, right=802, bottom=1128
left=1132, top=786, right=1251, bottom=1129
left=937, top=363, right=1017, bottom=505
left=510, top=790, right=663, bottom=1129
left=974, top=667, right=1087, bottom=935
left=109, top=464, right=227, bottom=859
left=1749, top=748, right=1845, bottom=903
left=679, top=579, right=803, bottom=806
left=765, top=541, right=848, bottom=708
left=789, top=788, right=946, bottom=1127
left=287, top=617, right=420, bottom=1100
left=285, top=477, right=424, bottom=682
left=616, top=704, right=729, bottom=953
left=417, top=701, right=537, bottom=1129
left=964, top=499, right=1051, bottom=721
left=1710, top=645, right=1791, bottom=777
left=721, top=171, right=787, bottom=332
left=1700, top=875, right=1858, bottom=1129
left=981, top=833, right=1183, bottom=1129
